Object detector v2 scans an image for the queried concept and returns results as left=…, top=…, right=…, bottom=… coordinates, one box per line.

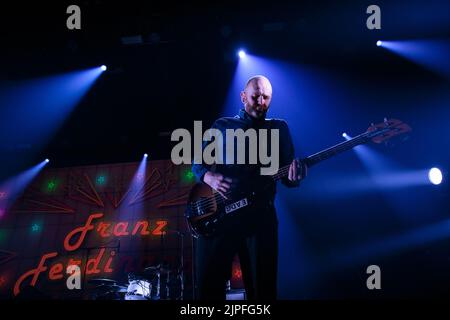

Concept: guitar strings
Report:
left=190, top=165, right=291, bottom=209
left=191, top=135, right=365, bottom=209
left=190, top=126, right=391, bottom=210
left=190, top=167, right=291, bottom=210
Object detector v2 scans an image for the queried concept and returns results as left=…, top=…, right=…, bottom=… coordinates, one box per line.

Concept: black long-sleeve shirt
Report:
left=192, top=109, right=298, bottom=201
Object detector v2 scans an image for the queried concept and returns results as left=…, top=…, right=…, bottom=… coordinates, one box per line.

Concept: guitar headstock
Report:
left=367, top=118, right=412, bottom=144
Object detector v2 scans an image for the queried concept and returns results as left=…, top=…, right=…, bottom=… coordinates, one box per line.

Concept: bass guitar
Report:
left=185, top=118, right=411, bottom=237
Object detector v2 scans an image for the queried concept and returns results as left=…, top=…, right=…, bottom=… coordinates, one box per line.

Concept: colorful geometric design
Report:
left=0, top=250, right=17, bottom=267
left=96, top=175, right=107, bottom=185
left=68, top=173, right=104, bottom=207
left=46, top=180, right=58, bottom=192
left=11, top=187, right=75, bottom=214
left=157, top=188, right=191, bottom=208
left=128, top=168, right=164, bottom=205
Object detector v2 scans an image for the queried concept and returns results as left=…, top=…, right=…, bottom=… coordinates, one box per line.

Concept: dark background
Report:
left=0, top=0, right=447, bottom=169
left=1, top=0, right=449, bottom=299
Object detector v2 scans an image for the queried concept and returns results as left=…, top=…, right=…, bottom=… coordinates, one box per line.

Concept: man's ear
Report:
left=240, top=91, right=246, bottom=104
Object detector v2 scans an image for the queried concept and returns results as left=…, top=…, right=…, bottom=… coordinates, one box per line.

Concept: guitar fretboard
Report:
left=271, top=131, right=372, bottom=181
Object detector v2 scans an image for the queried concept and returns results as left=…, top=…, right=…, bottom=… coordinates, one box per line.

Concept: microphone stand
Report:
left=174, top=230, right=186, bottom=300
left=164, top=229, right=186, bottom=300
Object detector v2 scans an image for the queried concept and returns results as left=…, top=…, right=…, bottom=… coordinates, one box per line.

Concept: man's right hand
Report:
left=203, top=171, right=233, bottom=199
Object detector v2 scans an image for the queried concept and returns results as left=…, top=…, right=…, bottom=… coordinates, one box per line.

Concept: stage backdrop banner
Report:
left=0, top=160, right=205, bottom=299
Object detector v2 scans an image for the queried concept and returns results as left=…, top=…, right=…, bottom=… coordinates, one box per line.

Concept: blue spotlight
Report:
left=101, top=65, right=107, bottom=71
left=376, top=40, right=382, bottom=47
left=0, top=160, right=49, bottom=211
left=45, top=159, right=50, bottom=163
left=118, top=150, right=148, bottom=216
left=0, top=66, right=106, bottom=165
left=379, top=40, right=450, bottom=78
left=342, top=132, right=348, bottom=138
left=428, top=168, right=443, bottom=185
left=238, top=50, right=246, bottom=59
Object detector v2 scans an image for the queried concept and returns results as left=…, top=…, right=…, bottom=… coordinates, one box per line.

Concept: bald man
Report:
left=192, top=75, right=307, bottom=300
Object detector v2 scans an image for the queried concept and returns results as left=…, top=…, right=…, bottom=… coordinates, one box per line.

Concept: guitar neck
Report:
left=272, top=131, right=372, bottom=181
left=303, top=131, right=372, bottom=167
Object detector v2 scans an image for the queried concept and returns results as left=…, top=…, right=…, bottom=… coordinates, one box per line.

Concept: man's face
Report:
left=241, top=78, right=273, bottom=120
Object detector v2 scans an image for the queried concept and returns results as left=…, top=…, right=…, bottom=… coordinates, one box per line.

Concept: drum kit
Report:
left=86, top=229, right=187, bottom=300
left=88, top=264, right=184, bottom=301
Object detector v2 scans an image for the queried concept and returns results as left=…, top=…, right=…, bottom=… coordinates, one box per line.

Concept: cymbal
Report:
left=88, top=278, right=118, bottom=285
left=144, top=264, right=171, bottom=273
left=92, top=284, right=128, bottom=293
left=107, top=285, right=128, bottom=293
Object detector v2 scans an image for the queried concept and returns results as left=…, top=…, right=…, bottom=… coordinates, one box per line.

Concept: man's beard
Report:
left=251, top=108, right=267, bottom=119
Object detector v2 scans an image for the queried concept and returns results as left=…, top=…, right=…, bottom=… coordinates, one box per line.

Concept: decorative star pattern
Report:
left=9, top=163, right=194, bottom=214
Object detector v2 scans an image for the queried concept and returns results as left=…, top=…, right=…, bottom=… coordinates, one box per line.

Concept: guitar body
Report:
left=185, top=183, right=256, bottom=237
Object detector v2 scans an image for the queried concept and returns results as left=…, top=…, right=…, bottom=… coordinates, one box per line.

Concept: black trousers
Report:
left=194, top=201, right=278, bottom=300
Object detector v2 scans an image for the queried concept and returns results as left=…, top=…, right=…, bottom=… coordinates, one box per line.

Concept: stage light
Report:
left=378, top=39, right=450, bottom=78
left=101, top=65, right=107, bottom=71
left=428, top=168, right=443, bottom=185
left=144, top=153, right=148, bottom=158
left=376, top=40, right=382, bottom=47
left=238, top=50, right=246, bottom=59
left=342, top=133, right=352, bottom=141
left=45, top=159, right=50, bottom=163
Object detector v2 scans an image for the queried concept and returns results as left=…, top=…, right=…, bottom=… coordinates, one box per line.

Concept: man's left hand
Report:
left=288, top=159, right=307, bottom=182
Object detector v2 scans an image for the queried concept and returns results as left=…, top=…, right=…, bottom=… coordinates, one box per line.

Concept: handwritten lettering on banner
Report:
left=14, top=213, right=168, bottom=295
